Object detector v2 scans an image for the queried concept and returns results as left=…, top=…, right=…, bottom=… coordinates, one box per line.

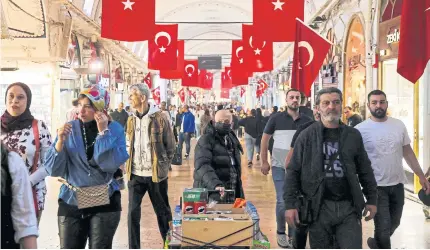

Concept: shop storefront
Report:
left=343, top=16, right=367, bottom=119
left=379, top=9, right=427, bottom=192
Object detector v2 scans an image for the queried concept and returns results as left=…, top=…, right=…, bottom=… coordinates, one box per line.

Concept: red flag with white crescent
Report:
left=178, top=88, right=185, bottom=103
left=160, top=40, right=185, bottom=79
left=182, top=60, right=199, bottom=87
left=242, top=24, right=273, bottom=72
left=151, top=86, right=160, bottom=104
left=148, top=24, right=178, bottom=70
left=143, top=72, right=152, bottom=89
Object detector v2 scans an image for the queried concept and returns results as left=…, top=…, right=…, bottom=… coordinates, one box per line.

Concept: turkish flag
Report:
left=231, top=40, right=247, bottom=74
left=198, top=69, right=207, bottom=88
left=256, top=79, right=269, bottom=98
left=397, top=0, right=430, bottom=83
left=151, top=86, right=160, bottom=104
left=240, top=87, right=245, bottom=97
left=220, top=89, right=230, bottom=99
left=101, top=0, right=155, bottom=41
left=160, top=40, right=185, bottom=79
left=253, top=0, right=305, bottom=42
left=182, top=60, right=199, bottom=87
left=291, top=19, right=331, bottom=96
left=221, top=70, right=233, bottom=89
left=148, top=24, right=178, bottom=70
left=201, top=72, right=213, bottom=90
left=143, top=73, right=152, bottom=89
left=242, top=25, right=273, bottom=72
left=178, top=88, right=186, bottom=103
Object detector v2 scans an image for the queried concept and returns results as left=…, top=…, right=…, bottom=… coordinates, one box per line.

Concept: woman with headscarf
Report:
left=1, top=82, right=53, bottom=223
left=1, top=143, right=38, bottom=249
left=44, top=84, right=129, bottom=249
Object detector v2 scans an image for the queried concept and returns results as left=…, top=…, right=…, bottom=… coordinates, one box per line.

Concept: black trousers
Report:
left=128, top=174, right=172, bottom=249
left=58, top=211, right=121, bottom=249
left=309, top=200, right=361, bottom=249
left=374, top=183, right=404, bottom=249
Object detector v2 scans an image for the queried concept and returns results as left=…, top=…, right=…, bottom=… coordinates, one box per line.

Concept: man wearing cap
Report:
left=125, top=83, right=175, bottom=248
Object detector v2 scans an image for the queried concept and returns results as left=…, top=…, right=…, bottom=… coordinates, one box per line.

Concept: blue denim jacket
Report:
left=45, top=120, right=129, bottom=207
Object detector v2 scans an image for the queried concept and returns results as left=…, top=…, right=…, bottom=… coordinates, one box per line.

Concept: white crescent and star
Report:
left=298, top=41, right=314, bottom=69
left=236, top=46, right=244, bottom=64
left=425, top=6, right=430, bottom=12
left=155, top=31, right=171, bottom=53
left=227, top=70, right=232, bottom=78
left=185, top=64, right=195, bottom=77
left=249, top=36, right=266, bottom=55
left=122, top=0, right=135, bottom=10
left=272, top=0, right=285, bottom=11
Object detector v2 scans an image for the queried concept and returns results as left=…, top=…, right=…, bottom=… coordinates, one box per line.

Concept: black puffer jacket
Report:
left=285, top=122, right=377, bottom=221
left=193, top=122, right=244, bottom=198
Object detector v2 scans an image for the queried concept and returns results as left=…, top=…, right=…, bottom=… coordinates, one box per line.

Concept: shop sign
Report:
left=379, top=16, right=401, bottom=60
left=386, top=29, right=400, bottom=44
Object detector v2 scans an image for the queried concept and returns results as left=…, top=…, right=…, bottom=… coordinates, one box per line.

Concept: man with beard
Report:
left=285, top=87, right=378, bottom=249
left=356, top=90, right=430, bottom=249
left=260, top=88, right=313, bottom=248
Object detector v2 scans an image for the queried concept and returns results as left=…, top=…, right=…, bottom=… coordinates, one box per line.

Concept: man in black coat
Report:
left=110, top=102, right=129, bottom=129
left=193, top=110, right=244, bottom=199
left=285, top=87, right=378, bottom=249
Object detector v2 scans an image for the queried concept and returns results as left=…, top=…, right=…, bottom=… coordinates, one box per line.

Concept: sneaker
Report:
left=184, top=154, right=189, bottom=160
left=277, top=233, right=291, bottom=248
left=256, top=153, right=260, bottom=161
left=367, top=237, right=379, bottom=249
left=248, top=161, right=252, bottom=168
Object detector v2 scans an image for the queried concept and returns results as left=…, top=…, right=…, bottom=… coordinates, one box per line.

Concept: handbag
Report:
left=171, top=145, right=182, bottom=166
left=58, top=179, right=111, bottom=209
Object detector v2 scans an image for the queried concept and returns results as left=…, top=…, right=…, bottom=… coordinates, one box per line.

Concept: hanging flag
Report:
left=231, top=40, right=248, bottom=74
left=232, top=71, right=250, bottom=86
left=198, top=69, right=208, bottom=88
left=202, top=72, right=214, bottom=90
left=181, top=60, right=199, bottom=87
left=191, top=91, right=197, bottom=100
left=253, top=0, right=305, bottom=42
left=148, top=24, right=178, bottom=70
left=101, top=0, right=155, bottom=41
left=397, top=0, right=430, bottom=83
left=178, top=88, right=186, bottom=103
left=143, top=72, right=152, bottom=89
left=151, top=86, right=160, bottom=104
left=159, top=40, right=184, bottom=79
left=220, top=89, right=230, bottom=99
left=240, top=87, right=245, bottom=97
left=221, top=70, right=233, bottom=89
left=256, top=79, right=269, bottom=98
left=242, top=25, right=274, bottom=72
left=291, top=18, right=331, bottom=96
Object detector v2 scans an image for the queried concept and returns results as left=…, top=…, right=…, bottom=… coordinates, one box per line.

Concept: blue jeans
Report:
left=178, top=132, right=191, bottom=156
left=272, top=166, right=294, bottom=238
left=244, top=133, right=259, bottom=162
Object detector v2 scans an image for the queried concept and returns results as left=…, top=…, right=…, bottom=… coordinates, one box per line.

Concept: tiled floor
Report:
left=38, top=139, right=430, bottom=249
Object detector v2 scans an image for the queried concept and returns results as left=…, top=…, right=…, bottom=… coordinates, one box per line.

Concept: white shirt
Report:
left=7, top=151, right=39, bottom=243
left=132, top=115, right=153, bottom=177
left=195, top=110, right=204, bottom=124
left=355, top=117, right=411, bottom=186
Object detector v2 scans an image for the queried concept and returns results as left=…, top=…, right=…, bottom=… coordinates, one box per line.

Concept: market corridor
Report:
left=38, top=139, right=430, bottom=249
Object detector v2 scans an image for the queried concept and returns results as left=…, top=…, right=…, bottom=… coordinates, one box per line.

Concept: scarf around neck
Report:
left=1, top=109, right=34, bottom=133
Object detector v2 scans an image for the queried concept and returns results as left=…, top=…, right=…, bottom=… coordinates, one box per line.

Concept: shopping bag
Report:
left=171, top=146, right=182, bottom=165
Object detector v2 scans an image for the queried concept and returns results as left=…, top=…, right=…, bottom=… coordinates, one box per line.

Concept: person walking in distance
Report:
left=238, top=109, right=259, bottom=167
left=179, top=105, right=195, bottom=159
left=344, top=106, right=363, bottom=127
left=126, top=83, right=175, bottom=248
left=355, top=90, right=430, bottom=249
left=260, top=89, right=313, bottom=248
left=110, top=102, right=129, bottom=129
left=285, top=87, right=378, bottom=249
